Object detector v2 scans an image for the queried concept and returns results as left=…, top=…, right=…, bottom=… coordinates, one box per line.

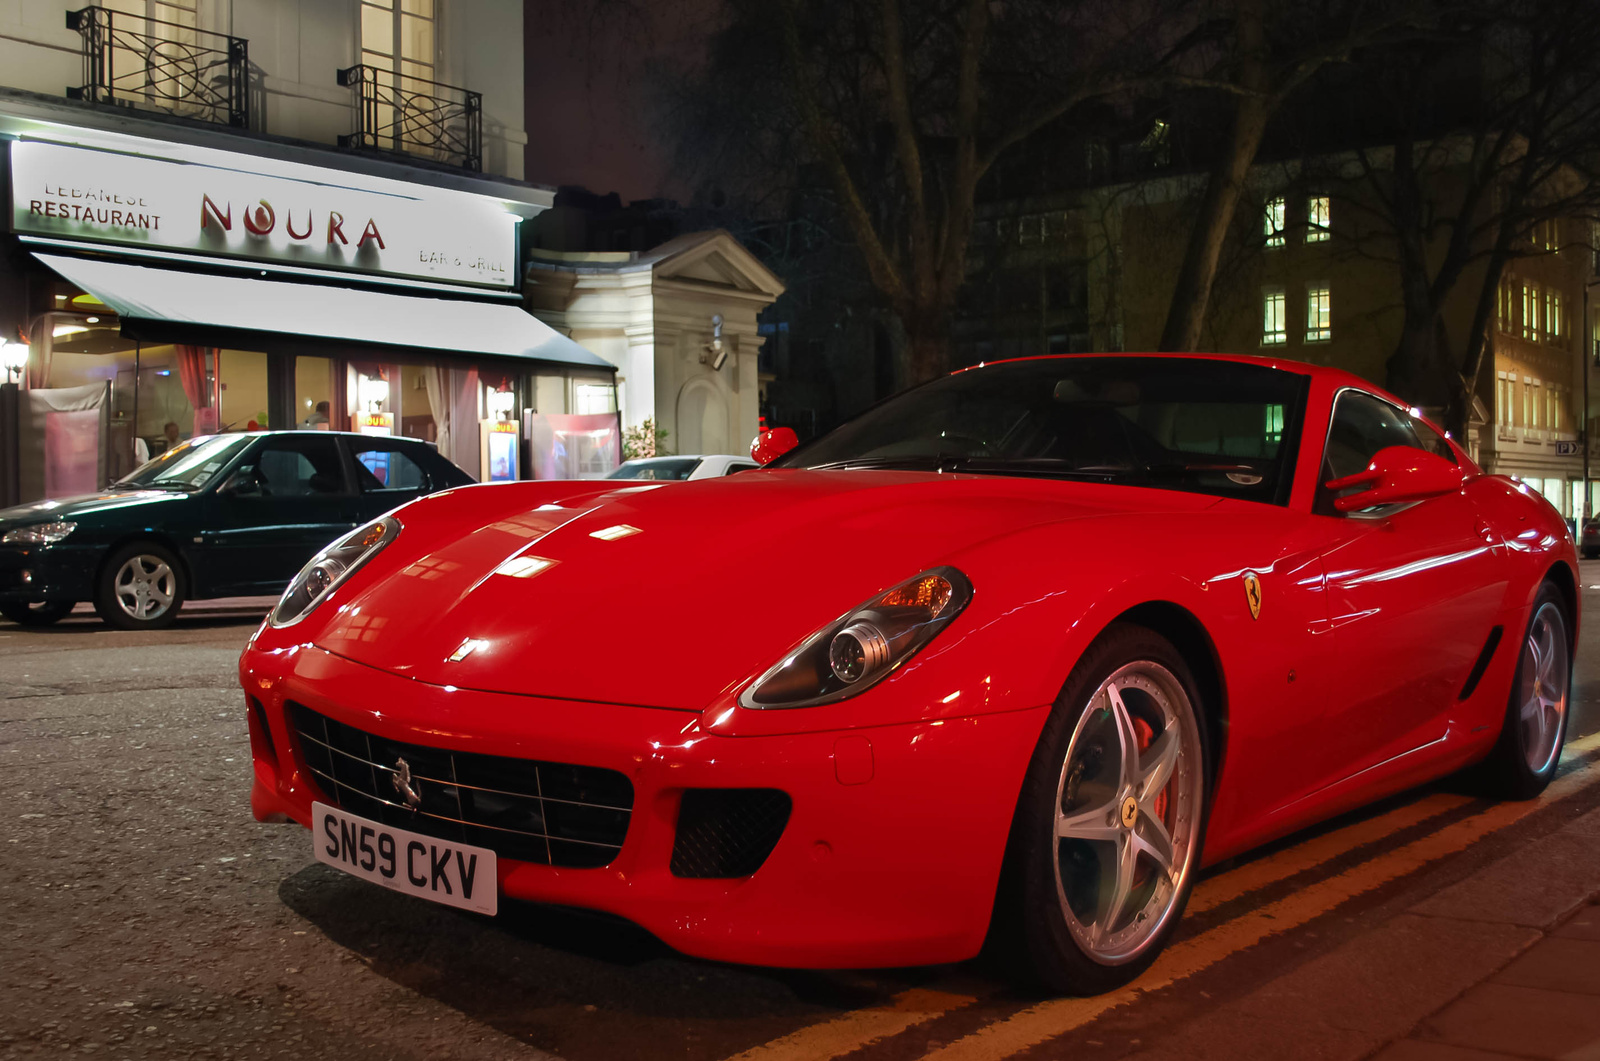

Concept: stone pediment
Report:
left=647, top=230, right=785, bottom=300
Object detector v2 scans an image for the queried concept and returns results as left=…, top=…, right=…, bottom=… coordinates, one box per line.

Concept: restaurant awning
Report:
left=33, top=252, right=611, bottom=371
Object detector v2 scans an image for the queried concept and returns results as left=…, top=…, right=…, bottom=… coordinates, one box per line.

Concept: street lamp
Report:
left=0, top=341, right=26, bottom=385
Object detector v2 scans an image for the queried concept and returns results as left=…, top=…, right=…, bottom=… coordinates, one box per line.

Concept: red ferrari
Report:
left=241, top=354, right=1576, bottom=994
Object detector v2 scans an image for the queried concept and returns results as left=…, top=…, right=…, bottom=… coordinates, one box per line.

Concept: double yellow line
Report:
left=722, top=732, right=1600, bottom=1061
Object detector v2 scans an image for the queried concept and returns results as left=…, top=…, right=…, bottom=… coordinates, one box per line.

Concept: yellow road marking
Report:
left=919, top=735, right=1600, bottom=1061
left=1188, top=791, right=1474, bottom=915
left=718, top=733, right=1600, bottom=1061
left=717, top=988, right=977, bottom=1061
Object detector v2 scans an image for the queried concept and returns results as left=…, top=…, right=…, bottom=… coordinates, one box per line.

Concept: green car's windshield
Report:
left=118, top=435, right=255, bottom=490
left=775, top=357, right=1311, bottom=504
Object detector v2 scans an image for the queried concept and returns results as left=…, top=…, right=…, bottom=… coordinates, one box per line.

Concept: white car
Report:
left=605, top=454, right=760, bottom=481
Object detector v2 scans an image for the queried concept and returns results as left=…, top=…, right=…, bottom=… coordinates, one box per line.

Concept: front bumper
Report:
left=241, top=643, right=1048, bottom=969
left=0, top=543, right=98, bottom=601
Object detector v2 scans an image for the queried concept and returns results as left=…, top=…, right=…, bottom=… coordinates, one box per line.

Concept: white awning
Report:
left=33, top=252, right=611, bottom=371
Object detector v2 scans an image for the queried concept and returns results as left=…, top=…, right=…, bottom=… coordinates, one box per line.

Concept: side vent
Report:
left=1458, top=625, right=1503, bottom=701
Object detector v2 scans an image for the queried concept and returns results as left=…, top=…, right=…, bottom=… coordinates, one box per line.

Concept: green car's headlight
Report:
left=270, top=517, right=400, bottom=628
left=2, top=520, right=77, bottom=545
left=741, top=567, right=973, bottom=709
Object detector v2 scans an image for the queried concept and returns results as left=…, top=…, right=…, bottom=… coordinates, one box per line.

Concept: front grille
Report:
left=670, top=788, right=791, bottom=878
left=288, top=703, right=633, bottom=868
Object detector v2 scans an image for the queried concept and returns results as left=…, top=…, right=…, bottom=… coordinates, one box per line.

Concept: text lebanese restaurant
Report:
left=0, top=109, right=616, bottom=505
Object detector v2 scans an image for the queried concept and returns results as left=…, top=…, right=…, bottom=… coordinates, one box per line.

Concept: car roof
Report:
left=620, top=454, right=751, bottom=463
left=195, top=430, right=435, bottom=446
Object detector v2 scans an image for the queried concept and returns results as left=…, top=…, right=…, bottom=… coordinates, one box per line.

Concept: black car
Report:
left=0, top=431, right=474, bottom=629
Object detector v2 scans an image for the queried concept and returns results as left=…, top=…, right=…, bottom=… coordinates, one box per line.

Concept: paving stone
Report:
left=1407, top=807, right=1600, bottom=928
left=1492, top=936, right=1600, bottom=995
left=1420, top=982, right=1600, bottom=1058
left=1368, top=1042, right=1524, bottom=1061
left=1555, top=902, right=1600, bottom=942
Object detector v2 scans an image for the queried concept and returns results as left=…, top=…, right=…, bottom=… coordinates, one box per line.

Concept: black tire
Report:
left=991, top=623, right=1212, bottom=995
left=1482, top=583, right=1571, bottom=800
left=0, top=599, right=75, bottom=626
left=93, top=542, right=186, bottom=630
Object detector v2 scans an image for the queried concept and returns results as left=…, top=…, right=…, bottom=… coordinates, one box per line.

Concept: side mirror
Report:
left=220, top=469, right=262, bottom=497
left=1325, top=445, right=1466, bottom=512
left=750, top=426, right=799, bottom=465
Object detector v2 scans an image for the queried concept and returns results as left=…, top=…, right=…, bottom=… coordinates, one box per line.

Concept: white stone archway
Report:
left=675, top=377, right=729, bottom=454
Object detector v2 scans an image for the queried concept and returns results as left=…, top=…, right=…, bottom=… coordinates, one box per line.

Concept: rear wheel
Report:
left=995, top=624, right=1210, bottom=994
left=94, top=543, right=186, bottom=630
left=1482, top=584, right=1570, bottom=799
left=0, top=599, right=75, bottom=626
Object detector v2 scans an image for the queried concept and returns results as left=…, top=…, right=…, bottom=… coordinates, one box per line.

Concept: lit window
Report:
left=1497, top=376, right=1511, bottom=426
left=360, top=0, right=438, bottom=155
left=1532, top=382, right=1542, bottom=429
left=1305, top=285, right=1331, bottom=342
left=1498, top=277, right=1516, bottom=333
left=1523, top=283, right=1539, bottom=341
left=1306, top=196, right=1330, bottom=241
left=1264, top=198, right=1286, bottom=248
left=1265, top=404, right=1285, bottom=443
left=1523, top=380, right=1533, bottom=427
left=1262, top=289, right=1287, bottom=345
left=1546, top=290, right=1562, bottom=341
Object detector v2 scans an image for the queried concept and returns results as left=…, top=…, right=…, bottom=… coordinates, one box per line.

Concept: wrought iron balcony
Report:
left=336, top=65, right=482, bottom=172
left=65, top=6, right=249, bottom=128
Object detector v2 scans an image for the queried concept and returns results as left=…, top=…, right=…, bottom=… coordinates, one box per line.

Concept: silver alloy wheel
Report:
left=1053, top=661, right=1203, bottom=965
left=1518, top=601, right=1569, bottom=775
left=113, top=554, right=177, bottom=622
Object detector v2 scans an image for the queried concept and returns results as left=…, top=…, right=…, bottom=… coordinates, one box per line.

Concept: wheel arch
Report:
left=1541, top=559, right=1579, bottom=653
left=1112, top=600, right=1228, bottom=788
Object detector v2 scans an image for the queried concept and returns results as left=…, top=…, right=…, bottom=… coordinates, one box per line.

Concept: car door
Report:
left=345, top=438, right=437, bottom=523
left=201, top=435, right=358, bottom=593
left=1307, top=389, right=1505, bottom=788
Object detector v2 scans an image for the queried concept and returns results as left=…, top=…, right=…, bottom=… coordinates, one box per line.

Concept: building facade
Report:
left=0, top=0, right=618, bottom=505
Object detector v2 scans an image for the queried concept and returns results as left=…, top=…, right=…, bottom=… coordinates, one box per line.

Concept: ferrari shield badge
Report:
left=1243, top=573, right=1263, bottom=620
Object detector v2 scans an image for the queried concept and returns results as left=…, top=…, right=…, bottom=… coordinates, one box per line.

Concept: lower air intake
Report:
left=670, top=788, right=792, bottom=878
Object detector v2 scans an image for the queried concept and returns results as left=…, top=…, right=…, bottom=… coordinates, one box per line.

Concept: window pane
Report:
left=400, top=13, right=434, bottom=64
left=1265, top=198, right=1285, bottom=247
left=1307, top=196, right=1330, bottom=241
left=361, top=5, right=394, bottom=54
left=352, top=445, right=429, bottom=492
left=1306, top=285, right=1331, bottom=341
left=1262, top=291, right=1286, bottom=345
left=251, top=438, right=346, bottom=496
left=400, top=0, right=433, bottom=15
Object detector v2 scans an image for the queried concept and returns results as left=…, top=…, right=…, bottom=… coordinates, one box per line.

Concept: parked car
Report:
left=242, top=354, right=1575, bottom=995
left=1582, top=519, right=1599, bottom=559
left=606, top=454, right=759, bottom=480
left=0, top=431, right=473, bottom=629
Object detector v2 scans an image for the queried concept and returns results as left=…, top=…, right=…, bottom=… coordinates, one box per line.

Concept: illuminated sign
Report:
left=9, top=140, right=517, bottom=289
left=358, top=412, right=394, bottom=436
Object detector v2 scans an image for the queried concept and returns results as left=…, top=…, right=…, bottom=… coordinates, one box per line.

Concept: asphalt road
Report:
left=3, top=581, right=1599, bottom=1061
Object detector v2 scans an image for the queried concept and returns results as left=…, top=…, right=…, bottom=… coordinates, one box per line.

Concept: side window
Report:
left=351, top=444, right=430, bottom=493
left=249, top=437, right=347, bottom=497
left=1410, top=418, right=1458, bottom=464
left=1316, top=391, right=1423, bottom=515
left=725, top=462, right=758, bottom=475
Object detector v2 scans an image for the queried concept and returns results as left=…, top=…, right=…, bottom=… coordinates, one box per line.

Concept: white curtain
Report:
left=424, top=363, right=451, bottom=463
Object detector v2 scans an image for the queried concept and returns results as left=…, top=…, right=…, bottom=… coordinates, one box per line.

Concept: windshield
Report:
left=777, top=357, right=1309, bottom=504
left=117, top=435, right=255, bottom=490
left=607, top=457, right=703, bottom=481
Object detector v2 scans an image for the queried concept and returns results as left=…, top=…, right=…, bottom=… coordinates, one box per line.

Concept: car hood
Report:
left=0, top=489, right=189, bottom=530
left=316, top=471, right=1220, bottom=708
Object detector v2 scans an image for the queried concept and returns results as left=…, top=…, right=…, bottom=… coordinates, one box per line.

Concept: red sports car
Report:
left=241, top=354, right=1576, bottom=994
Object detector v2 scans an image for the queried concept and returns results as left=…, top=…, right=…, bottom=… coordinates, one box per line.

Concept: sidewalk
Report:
left=1130, top=800, right=1600, bottom=1061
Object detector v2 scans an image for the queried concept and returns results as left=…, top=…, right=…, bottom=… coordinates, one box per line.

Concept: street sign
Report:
left=1556, top=440, right=1581, bottom=455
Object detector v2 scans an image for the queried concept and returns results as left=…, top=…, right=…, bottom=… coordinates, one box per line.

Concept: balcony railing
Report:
left=336, top=64, right=482, bottom=172
left=65, top=6, right=249, bottom=128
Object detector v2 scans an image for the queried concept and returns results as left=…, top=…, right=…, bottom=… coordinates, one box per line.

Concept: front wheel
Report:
left=0, top=599, right=75, bottom=626
left=995, top=623, right=1210, bottom=994
left=94, top=543, right=186, bottom=630
left=1482, top=584, right=1570, bottom=799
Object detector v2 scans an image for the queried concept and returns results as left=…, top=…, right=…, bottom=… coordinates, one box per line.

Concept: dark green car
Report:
left=0, top=431, right=474, bottom=629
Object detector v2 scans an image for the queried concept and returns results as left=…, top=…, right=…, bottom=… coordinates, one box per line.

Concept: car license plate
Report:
left=311, top=801, right=497, bottom=916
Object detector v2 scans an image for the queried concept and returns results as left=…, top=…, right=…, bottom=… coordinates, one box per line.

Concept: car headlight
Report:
left=741, top=567, right=973, bottom=709
left=270, top=516, right=400, bottom=628
left=2, top=520, right=77, bottom=545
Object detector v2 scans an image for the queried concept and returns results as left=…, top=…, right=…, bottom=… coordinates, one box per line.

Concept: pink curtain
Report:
left=174, top=345, right=214, bottom=435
